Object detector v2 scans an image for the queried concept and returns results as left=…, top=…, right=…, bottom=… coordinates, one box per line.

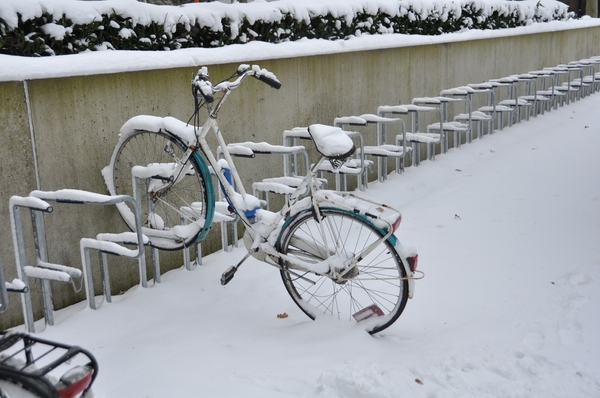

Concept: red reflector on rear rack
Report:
left=407, top=254, right=418, bottom=273
left=391, top=215, right=402, bottom=232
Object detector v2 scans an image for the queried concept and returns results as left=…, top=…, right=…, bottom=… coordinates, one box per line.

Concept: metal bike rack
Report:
left=0, top=255, right=27, bottom=315
left=283, top=126, right=366, bottom=191
left=9, top=195, right=76, bottom=332
left=340, top=111, right=410, bottom=183
left=9, top=181, right=153, bottom=330
left=129, top=165, right=207, bottom=267
left=0, top=257, right=7, bottom=314
left=28, top=187, right=150, bottom=311
left=222, top=141, right=313, bottom=210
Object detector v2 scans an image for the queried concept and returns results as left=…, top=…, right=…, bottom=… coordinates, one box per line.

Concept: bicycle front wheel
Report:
left=277, top=208, right=409, bottom=334
left=108, top=128, right=211, bottom=250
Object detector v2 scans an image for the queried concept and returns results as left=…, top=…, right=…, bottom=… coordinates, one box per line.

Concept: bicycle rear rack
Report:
left=0, top=330, right=98, bottom=398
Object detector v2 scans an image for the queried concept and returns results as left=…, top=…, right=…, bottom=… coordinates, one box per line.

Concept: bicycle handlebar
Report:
left=193, top=64, right=281, bottom=104
left=238, top=64, right=282, bottom=89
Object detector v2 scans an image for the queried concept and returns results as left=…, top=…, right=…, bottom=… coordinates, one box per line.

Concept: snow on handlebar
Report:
left=240, top=64, right=282, bottom=89
left=193, top=64, right=281, bottom=103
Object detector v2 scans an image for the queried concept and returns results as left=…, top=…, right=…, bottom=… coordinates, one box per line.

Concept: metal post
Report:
left=0, top=256, right=9, bottom=314
left=194, top=242, right=202, bottom=266
left=10, top=205, right=35, bottom=332
left=131, top=177, right=149, bottom=285
left=81, top=247, right=97, bottom=310
left=31, top=210, right=54, bottom=326
left=100, top=251, right=111, bottom=303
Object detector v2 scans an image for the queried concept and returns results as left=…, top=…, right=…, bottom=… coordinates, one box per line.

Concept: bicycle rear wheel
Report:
left=277, top=208, right=409, bottom=334
left=108, top=128, right=211, bottom=250
left=0, top=374, right=56, bottom=398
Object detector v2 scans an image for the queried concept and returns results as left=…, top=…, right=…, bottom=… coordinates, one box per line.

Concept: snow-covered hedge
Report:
left=0, top=0, right=572, bottom=57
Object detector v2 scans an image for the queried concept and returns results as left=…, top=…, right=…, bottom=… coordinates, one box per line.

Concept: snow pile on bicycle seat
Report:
left=308, top=124, right=355, bottom=158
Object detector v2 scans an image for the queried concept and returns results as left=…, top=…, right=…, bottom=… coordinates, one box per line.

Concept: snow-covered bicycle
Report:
left=104, top=64, right=422, bottom=334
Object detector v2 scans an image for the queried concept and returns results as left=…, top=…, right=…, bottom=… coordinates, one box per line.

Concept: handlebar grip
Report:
left=256, top=74, right=282, bottom=90
left=193, top=66, right=215, bottom=103
left=195, top=79, right=214, bottom=103
left=247, top=65, right=281, bottom=89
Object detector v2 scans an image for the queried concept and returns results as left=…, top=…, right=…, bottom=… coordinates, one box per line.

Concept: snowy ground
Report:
left=9, top=89, right=598, bottom=397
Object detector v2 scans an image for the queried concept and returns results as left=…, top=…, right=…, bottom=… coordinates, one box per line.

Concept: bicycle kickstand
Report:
left=220, top=251, right=253, bottom=285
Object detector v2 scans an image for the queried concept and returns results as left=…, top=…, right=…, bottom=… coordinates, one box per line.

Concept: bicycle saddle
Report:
left=308, top=124, right=356, bottom=160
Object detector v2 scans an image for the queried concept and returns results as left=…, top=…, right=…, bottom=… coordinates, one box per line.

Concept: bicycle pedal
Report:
left=220, top=266, right=236, bottom=285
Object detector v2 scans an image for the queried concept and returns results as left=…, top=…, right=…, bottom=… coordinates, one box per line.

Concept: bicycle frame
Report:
left=160, top=114, right=398, bottom=279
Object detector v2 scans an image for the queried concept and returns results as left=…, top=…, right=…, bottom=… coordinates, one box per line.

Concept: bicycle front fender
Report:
left=109, top=115, right=216, bottom=246
left=120, top=115, right=198, bottom=147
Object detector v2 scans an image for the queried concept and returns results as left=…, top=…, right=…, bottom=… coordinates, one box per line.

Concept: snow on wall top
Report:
left=0, top=0, right=599, bottom=82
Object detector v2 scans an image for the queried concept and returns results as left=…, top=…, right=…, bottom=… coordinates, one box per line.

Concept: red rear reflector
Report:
left=57, top=367, right=94, bottom=398
left=391, top=215, right=402, bottom=232
left=407, top=254, right=418, bottom=273
left=353, top=304, right=384, bottom=322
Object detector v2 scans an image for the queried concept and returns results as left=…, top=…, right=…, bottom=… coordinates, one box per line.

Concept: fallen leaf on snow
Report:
left=277, top=313, right=289, bottom=319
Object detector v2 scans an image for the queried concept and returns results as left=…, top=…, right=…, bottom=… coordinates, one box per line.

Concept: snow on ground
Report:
left=10, top=89, right=599, bottom=397
left=2, top=7, right=600, bottom=393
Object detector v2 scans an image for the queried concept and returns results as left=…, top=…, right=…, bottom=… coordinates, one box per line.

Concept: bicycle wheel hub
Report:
left=331, top=255, right=359, bottom=283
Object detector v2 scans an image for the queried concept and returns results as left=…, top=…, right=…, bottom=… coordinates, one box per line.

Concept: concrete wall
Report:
left=1, top=26, right=599, bottom=330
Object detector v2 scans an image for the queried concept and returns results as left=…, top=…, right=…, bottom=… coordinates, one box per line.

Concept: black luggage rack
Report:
left=0, top=330, right=98, bottom=398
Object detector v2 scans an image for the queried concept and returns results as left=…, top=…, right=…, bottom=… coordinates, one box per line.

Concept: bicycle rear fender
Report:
left=272, top=191, right=399, bottom=245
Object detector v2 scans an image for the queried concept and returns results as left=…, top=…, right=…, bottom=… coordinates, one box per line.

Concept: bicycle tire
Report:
left=0, top=368, right=58, bottom=398
left=277, top=208, right=409, bottom=334
left=108, top=128, right=212, bottom=250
